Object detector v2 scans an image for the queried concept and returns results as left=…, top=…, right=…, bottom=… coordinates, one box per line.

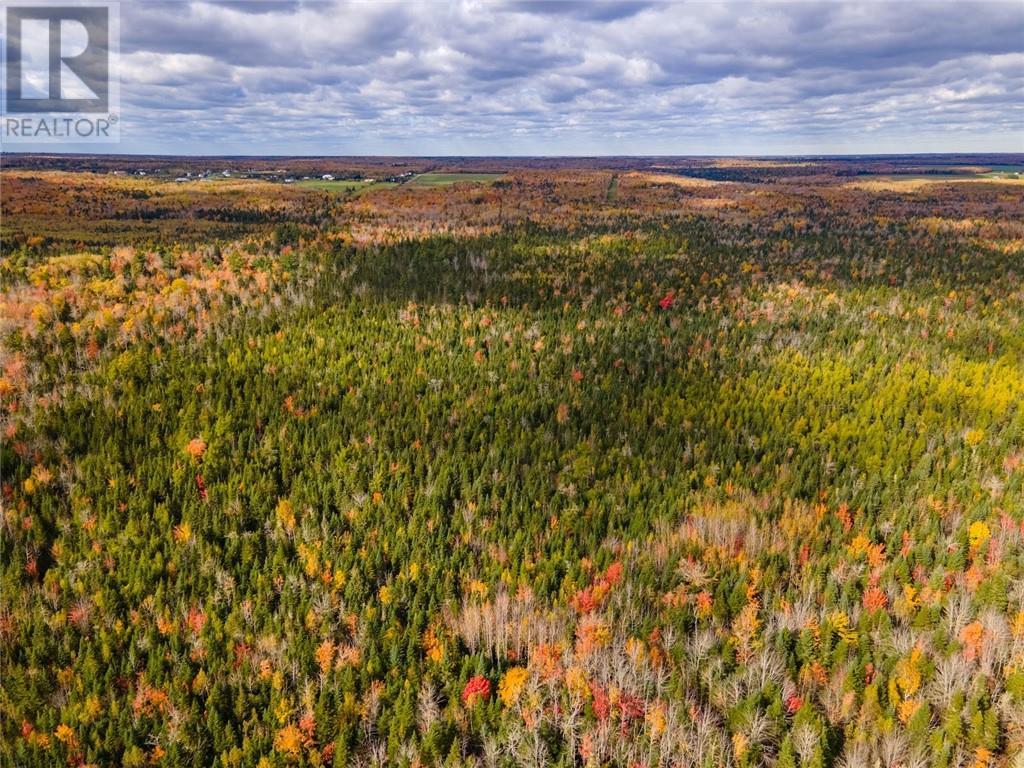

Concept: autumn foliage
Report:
left=2, top=157, right=1024, bottom=767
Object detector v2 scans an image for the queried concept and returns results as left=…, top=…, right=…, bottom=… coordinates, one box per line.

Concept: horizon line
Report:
left=3, top=151, right=1023, bottom=160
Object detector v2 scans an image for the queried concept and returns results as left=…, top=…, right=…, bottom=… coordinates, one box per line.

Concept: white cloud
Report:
left=77, top=1, right=1024, bottom=153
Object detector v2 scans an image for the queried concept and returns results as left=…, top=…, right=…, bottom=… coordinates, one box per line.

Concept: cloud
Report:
left=74, top=1, right=1024, bottom=152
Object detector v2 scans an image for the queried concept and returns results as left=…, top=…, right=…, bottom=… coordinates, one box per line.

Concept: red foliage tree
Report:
left=461, top=675, right=491, bottom=707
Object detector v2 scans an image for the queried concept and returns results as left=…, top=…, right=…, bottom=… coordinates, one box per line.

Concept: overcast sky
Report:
left=17, top=1, right=1024, bottom=154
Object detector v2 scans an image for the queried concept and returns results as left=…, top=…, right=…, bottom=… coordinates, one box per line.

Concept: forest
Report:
left=2, top=156, right=1024, bottom=768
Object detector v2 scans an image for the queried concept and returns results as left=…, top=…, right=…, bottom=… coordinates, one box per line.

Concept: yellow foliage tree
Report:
left=969, top=520, right=990, bottom=550
left=273, top=724, right=303, bottom=761
left=499, top=666, right=529, bottom=706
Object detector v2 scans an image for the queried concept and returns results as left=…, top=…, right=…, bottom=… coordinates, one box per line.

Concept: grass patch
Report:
left=407, top=172, right=504, bottom=187
left=845, top=175, right=1024, bottom=192
left=294, top=179, right=378, bottom=193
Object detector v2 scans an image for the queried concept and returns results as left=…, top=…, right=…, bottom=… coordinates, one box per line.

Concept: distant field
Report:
left=408, top=172, right=504, bottom=186
left=845, top=174, right=1024, bottom=192
left=293, top=178, right=395, bottom=193
left=879, top=165, right=1023, bottom=181
left=294, top=174, right=505, bottom=192
left=846, top=164, right=1024, bottom=188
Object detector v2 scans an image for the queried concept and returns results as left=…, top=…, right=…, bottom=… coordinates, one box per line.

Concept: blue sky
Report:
left=10, top=0, right=1024, bottom=155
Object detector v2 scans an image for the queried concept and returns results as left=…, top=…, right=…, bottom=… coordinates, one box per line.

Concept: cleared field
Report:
left=844, top=174, right=1024, bottom=191
left=293, top=178, right=394, bottom=193
left=408, top=172, right=504, bottom=186
left=628, top=171, right=724, bottom=188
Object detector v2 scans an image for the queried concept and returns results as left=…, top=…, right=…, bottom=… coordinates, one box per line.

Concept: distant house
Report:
left=322, top=174, right=335, bottom=180
left=222, top=170, right=231, bottom=177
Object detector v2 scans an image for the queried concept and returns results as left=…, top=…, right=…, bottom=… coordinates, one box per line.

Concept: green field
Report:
left=407, top=172, right=505, bottom=186
left=293, top=178, right=395, bottom=193
left=883, top=164, right=1024, bottom=181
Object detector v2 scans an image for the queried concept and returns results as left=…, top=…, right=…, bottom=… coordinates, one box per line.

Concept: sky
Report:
left=8, top=0, right=1024, bottom=155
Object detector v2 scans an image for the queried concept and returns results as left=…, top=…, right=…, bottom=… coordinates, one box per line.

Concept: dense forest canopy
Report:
left=2, top=157, right=1024, bottom=768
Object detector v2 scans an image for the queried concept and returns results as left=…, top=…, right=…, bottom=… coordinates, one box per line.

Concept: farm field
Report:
left=408, top=172, right=506, bottom=186
left=2, top=155, right=1024, bottom=768
left=293, top=179, right=398, bottom=194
